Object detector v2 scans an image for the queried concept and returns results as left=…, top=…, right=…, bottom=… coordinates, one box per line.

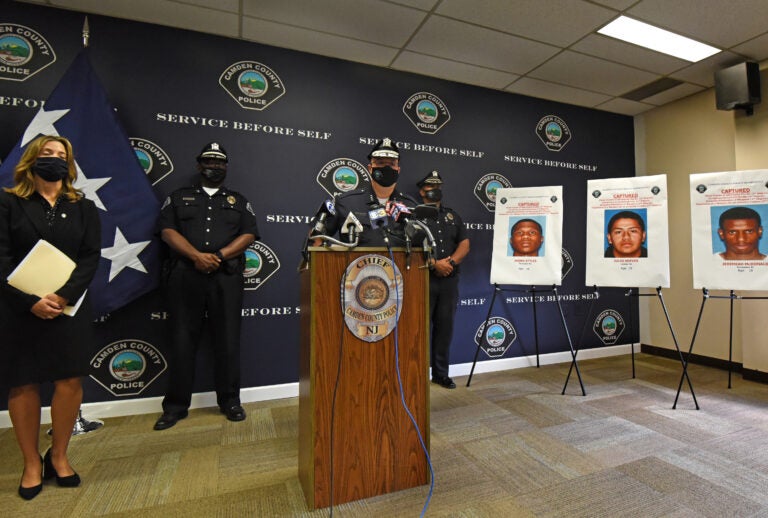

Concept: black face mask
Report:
left=201, top=168, right=226, bottom=184
left=371, top=166, right=398, bottom=187
left=424, top=188, right=442, bottom=202
left=32, top=157, right=69, bottom=182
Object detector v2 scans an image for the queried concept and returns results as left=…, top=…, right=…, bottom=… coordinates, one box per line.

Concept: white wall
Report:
left=636, top=63, right=768, bottom=373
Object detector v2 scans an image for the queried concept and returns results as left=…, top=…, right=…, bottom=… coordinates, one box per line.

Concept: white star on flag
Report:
left=101, top=227, right=151, bottom=282
left=73, top=161, right=111, bottom=211
left=21, top=107, right=70, bottom=146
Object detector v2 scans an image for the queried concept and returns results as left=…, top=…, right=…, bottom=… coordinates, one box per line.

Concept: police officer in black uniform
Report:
left=418, top=171, right=470, bottom=389
left=318, top=138, right=411, bottom=247
left=154, top=142, right=259, bottom=430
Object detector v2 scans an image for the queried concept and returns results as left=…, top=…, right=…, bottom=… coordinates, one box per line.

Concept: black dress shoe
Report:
left=43, top=449, right=80, bottom=488
left=18, top=456, right=43, bottom=500
left=220, top=404, right=246, bottom=422
left=153, top=410, right=188, bottom=431
left=432, top=376, right=457, bottom=389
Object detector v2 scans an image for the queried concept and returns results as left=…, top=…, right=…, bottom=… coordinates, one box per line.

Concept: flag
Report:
left=0, top=49, right=161, bottom=315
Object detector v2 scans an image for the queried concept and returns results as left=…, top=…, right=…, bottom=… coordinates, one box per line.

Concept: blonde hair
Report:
left=3, top=135, right=82, bottom=202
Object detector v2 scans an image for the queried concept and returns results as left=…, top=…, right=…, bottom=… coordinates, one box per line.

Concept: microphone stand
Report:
left=405, top=233, right=412, bottom=270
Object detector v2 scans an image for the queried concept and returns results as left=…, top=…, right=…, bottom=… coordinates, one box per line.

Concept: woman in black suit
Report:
left=0, top=135, right=101, bottom=499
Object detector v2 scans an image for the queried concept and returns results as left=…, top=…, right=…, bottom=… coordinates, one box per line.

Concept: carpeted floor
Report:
left=3, top=353, right=768, bottom=517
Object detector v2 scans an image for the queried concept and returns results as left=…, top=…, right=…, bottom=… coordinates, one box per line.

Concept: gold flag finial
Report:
left=82, top=16, right=90, bottom=48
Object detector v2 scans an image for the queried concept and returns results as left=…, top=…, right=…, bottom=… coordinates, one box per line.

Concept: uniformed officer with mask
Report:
left=154, top=142, right=259, bottom=430
left=418, top=170, right=470, bottom=389
left=315, top=138, right=411, bottom=247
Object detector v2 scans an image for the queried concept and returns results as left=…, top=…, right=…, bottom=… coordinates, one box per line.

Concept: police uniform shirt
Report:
left=325, top=189, right=410, bottom=248
left=426, top=205, right=466, bottom=270
left=160, top=184, right=260, bottom=254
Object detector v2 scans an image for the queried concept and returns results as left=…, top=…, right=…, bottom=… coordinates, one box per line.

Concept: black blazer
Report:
left=0, top=190, right=101, bottom=313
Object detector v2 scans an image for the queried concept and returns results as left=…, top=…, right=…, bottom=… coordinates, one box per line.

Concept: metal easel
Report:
left=466, top=284, right=585, bottom=396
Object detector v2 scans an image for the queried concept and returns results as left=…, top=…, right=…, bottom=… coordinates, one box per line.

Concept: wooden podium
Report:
left=298, top=247, right=430, bottom=509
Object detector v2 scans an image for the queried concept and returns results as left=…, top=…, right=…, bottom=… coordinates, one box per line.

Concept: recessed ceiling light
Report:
left=598, top=16, right=720, bottom=62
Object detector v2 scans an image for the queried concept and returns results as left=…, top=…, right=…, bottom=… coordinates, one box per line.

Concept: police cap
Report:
left=368, top=137, right=400, bottom=160
left=197, top=142, right=228, bottom=163
left=417, top=170, right=443, bottom=188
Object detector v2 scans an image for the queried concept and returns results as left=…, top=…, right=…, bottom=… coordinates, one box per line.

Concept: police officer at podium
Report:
left=154, top=142, right=259, bottom=430
left=315, top=138, right=411, bottom=247
left=418, top=171, right=470, bottom=389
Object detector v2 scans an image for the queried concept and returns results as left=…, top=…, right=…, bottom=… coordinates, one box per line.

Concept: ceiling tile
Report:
left=43, top=0, right=240, bottom=37
left=406, top=15, right=560, bottom=74
left=529, top=51, right=660, bottom=96
left=435, top=0, right=616, bottom=47
left=589, top=0, right=637, bottom=9
left=178, top=0, right=239, bottom=12
left=505, top=77, right=612, bottom=107
left=16, top=0, right=764, bottom=115
left=392, top=51, right=519, bottom=89
left=389, top=0, right=440, bottom=10
left=628, top=0, right=768, bottom=48
left=731, top=33, right=768, bottom=62
left=571, top=34, right=689, bottom=75
left=640, top=82, right=706, bottom=106
left=596, top=97, right=654, bottom=116
left=669, top=51, right=746, bottom=87
left=241, top=17, right=399, bottom=67
left=242, top=0, right=426, bottom=47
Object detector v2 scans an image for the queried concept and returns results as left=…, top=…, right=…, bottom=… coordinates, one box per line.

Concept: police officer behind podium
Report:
left=315, top=138, right=411, bottom=247
left=418, top=171, right=469, bottom=389
left=154, top=142, right=259, bottom=430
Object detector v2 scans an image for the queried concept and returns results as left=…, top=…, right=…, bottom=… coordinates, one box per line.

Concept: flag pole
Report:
left=67, top=14, right=106, bottom=437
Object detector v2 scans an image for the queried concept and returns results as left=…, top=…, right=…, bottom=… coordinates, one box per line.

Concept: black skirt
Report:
left=1, top=297, right=94, bottom=387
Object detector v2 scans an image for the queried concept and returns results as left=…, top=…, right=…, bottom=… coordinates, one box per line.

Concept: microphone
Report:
left=385, top=201, right=415, bottom=268
left=387, top=201, right=438, bottom=251
left=368, top=206, right=388, bottom=230
left=340, top=211, right=363, bottom=244
left=386, top=201, right=412, bottom=223
left=309, top=198, right=336, bottom=236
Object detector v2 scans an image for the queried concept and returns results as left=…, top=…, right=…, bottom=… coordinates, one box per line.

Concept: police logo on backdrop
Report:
left=561, top=248, right=574, bottom=280
left=316, top=158, right=370, bottom=197
left=342, top=254, right=403, bottom=342
left=536, top=115, right=572, bottom=152
left=243, top=241, right=280, bottom=290
left=474, top=317, right=517, bottom=358
left=593, top=309, right=625, bottom=345
left=0, top=24, right=56, bottom=81
left=403, top=92, right=451, bottom=134
left=130, top=137, right=174, bottom=185
left=474, top=173, right=512, bottom=212
left=89, top=339, right=167, bottom=397
left=219, top=61, right=285, bottom=110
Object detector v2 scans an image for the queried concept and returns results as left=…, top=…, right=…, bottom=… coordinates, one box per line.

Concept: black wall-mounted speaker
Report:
left=715, top=62, right=761, bottom=115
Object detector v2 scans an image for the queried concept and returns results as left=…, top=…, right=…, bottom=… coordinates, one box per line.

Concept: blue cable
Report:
left=389, top=246, right=435, bottom=517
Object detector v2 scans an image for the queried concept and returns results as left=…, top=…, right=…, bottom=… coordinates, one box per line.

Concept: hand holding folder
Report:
left=6, top=239, right=86, bottom=316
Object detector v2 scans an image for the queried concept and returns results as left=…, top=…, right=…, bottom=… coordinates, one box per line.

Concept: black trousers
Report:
left=162, top=262, right=244, bottom=413
left=428, top=274, right=459, bottom=379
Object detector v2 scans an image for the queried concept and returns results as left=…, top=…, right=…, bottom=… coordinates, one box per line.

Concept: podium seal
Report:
left=341, top=254, right=403, bottom=342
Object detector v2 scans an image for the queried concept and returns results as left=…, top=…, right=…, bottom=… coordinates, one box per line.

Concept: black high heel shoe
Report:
left=43, top=448, right=81, bottom=487
left=18, top=456, right=43, bottom=500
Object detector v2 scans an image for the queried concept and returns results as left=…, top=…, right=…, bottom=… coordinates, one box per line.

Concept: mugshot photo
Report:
left=604, top=208, right=648, bottom=259
left=709, top=205, right=768, bottom=261
left=507, top=216, right=546, bottom=257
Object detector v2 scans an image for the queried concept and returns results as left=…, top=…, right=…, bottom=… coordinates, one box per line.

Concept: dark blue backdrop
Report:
left=0, top=3, right=637, bottom=409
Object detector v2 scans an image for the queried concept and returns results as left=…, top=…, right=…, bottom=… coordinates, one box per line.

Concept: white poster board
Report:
left=490, top=186, right=562, bottom=285
left=585, top=175, right=670, bottom=288
left=690, top=169, right=768, bottom=290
